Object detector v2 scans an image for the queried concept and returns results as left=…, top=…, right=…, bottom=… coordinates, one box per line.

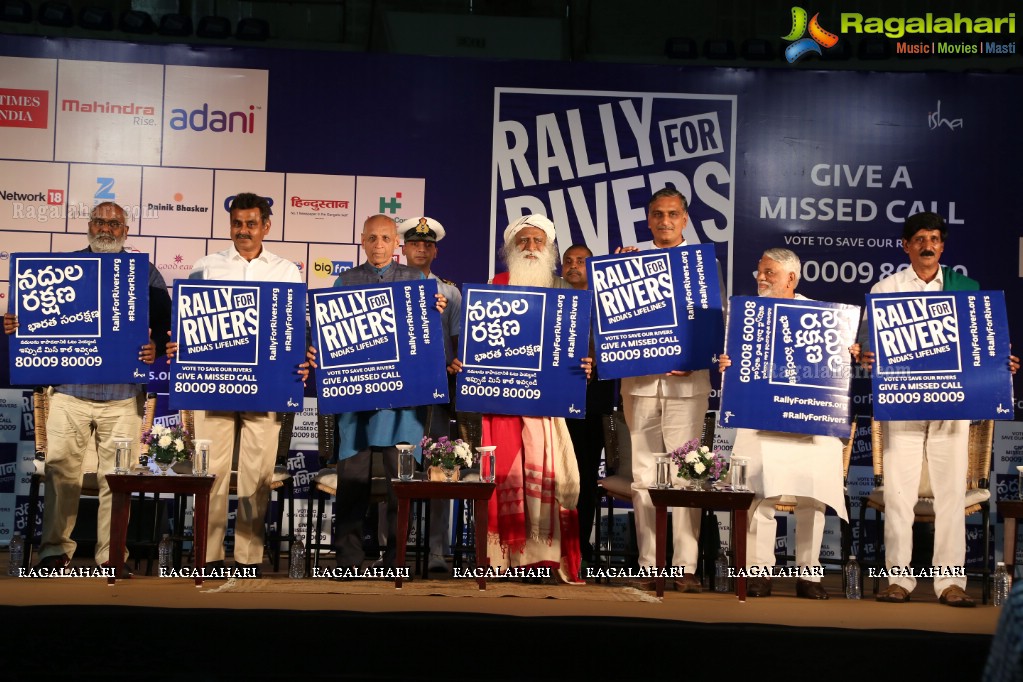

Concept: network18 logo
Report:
left=783, top=7, right=839, bottom=63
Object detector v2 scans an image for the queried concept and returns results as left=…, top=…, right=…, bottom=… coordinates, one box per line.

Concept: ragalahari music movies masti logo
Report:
left=783, top=7, right=839, bottom=63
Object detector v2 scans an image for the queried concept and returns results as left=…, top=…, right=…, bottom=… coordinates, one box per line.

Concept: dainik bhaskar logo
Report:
left=783, top=7, right=839, bottom=63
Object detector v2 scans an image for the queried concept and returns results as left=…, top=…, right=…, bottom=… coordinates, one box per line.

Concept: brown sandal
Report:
left=876, top=584, right=911, bottom=603
left=939, top=585, right=976, bottom=608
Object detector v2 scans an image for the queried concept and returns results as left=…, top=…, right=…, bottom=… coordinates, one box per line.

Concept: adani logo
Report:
left=168, top=104, right=258, bottom=133
left=783, top=7, right=839, bottom=62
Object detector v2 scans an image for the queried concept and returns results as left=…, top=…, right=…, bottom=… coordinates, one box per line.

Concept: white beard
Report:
left=505, top=244, right=557, bottom=287
left=88, top=234, right=125, bottom=253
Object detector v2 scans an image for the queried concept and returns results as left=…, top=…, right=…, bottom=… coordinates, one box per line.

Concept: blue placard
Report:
left=169, top=280, right=306, bottom=411
left=867, top=290, right=1014, bottom=421
left=456, top=284, right=591, bottom=418
left=8, top=252, right=150, bottom=385
left=719, top=297, right=859, bottom=437
left=588, top=245, right=723, bottom=380
left=310, top=279, right=448, bottom=413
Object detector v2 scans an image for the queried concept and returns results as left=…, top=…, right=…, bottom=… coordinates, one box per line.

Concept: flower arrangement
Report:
left=669, top=438, right=728, bottom=482
left=420, top=436, right=474, bottom=469
left=142, top=423, right=192, bottom=464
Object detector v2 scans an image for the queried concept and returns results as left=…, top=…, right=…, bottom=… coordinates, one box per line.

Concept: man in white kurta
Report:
left=721, top=248, right=848, bottom=599
left=623, top=187, right=725, bottom=592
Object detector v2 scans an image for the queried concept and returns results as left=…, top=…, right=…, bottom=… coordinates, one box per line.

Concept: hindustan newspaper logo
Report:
left=291, top=196, right=350, bottom=212
left=783, top=7, right=839, bottom=63
left=0, top=88, right=48, bottom=129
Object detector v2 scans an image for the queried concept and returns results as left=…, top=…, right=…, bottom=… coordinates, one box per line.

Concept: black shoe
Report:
left=34, top=554, right=71, bottom=571
left=234, top=562, right=262, bottom=578
left=747, top=576, right=772, bottom=597
left=99, top=562, right=134, bottom=579
left=201, top=559, right=228, bottom=579
left=795, top=578, right=829, bottom=600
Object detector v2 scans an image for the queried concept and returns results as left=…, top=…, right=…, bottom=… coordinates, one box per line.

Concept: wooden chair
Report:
left=593, top=410, right=718, bottom=580
left=177, top=408, right=297, bottom=570
left=859, top=418, right=993, bottom=603
left=24, top=388, right=159, bottom=570
left=770, top=419, right=858, bottom=588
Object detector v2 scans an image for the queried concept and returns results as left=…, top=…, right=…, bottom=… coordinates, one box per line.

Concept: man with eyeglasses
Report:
left=620, top=187, right=725, bottom=592
left=3, top=201, right=168, bottom=577
left=718, top=248, right=849, bottom=599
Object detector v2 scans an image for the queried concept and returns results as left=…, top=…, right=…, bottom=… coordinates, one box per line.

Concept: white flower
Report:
left=174, top=438, right=184, bottom=452
left=158, top=435, right=172, bottom=448
left=684, top=452, right=700, bottom=464
left=152, top=424, right=167, bottom=436
left=693, top=461, right=706, bottom=475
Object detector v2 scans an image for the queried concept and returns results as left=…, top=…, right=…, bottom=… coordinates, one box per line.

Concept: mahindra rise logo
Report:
left=0, top=88, right=49, bottom=129
left=169, top=104, right=258, bottom=134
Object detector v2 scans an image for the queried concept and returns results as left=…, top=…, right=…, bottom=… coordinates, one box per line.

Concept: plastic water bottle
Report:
left=714, top=551, right=730, bottom=593
left=289, top=537, right=306, bottom=579
left=844, top=555, right=862, bottom=600
left=994, top=562, right=1012, bottom=607
left=8, top=533, right=24, bottom=576
left=158, top=534, right=172, bottom=571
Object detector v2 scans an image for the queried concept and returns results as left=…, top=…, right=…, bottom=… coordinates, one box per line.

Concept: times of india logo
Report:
left=0, top=89, right=49, bottom=129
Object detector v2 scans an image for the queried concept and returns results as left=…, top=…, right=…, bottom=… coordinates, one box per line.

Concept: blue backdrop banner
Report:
left=310, top=279, right=448, bottom=413
left=169, top=280, right=306, bottom=411
left=9, top=253, right=150, bottom=385
left=588, top=244, right=723, bottom=380
left=719, top=296, right=859, bottom=437
left=457, top=284, right=591, bottom=418
left=867, top=291, right=1013, bottom=421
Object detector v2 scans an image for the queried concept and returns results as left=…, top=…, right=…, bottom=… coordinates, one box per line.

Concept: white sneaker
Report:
left=428, top=553, right=448, bottom=572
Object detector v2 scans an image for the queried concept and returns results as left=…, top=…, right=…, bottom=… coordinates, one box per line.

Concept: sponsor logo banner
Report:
left=589, top=244, right=723, bottom=379
left=719, top=297, right=858, bottom=438
left=456, top=284, right=591, bottom=418
left=310, top=279, right=447, bottom=413
left=0, top=88, right=48, bottom=130
left=283, top=173, right=356, bottom=244
left=169, top=280, right=306, bottom=411
left=867, top=291, right=1013, bottom=420
left=9, top=253, right=149, bottom=384
left=54, top=60, right=162, bottom=166
left=163, top=66, right=268, bottom=170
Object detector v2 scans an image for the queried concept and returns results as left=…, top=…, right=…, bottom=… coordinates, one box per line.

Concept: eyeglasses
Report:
left=90, top=218, right=124, bottom=230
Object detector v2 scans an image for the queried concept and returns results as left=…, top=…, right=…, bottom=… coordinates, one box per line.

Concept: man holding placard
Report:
left=399, top=215, right=462, bottom=572
left=4, top=201, right=166, bottom=576
left=860, top=212, right=1019, bottom=607
left=621, top=187, right=721, bottom=593
left=306, top=214, right=447, bottom=574
left=719, top=248, right=850, bottom=599
left=457, top=214, right=588, bottom=583
left=173, top=192, right=302, bottom=576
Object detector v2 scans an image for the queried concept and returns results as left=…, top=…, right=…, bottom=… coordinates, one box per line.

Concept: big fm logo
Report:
left=313, top=258, right=352, bottom=278
left=168, top=104, right=259, bottom=133
left=783, top=7, right=839, bottom=63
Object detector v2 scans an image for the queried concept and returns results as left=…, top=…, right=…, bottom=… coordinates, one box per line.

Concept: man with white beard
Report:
left=4, top=201, right=167, bottom=576
left=453, top=214, right=591, bottom=583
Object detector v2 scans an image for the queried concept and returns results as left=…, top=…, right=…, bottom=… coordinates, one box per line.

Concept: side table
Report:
left=106, top=473, right=215, bottom=587
left=646, top=487, right=755, bottom=600
left=392, top=479, right=495, bottom=590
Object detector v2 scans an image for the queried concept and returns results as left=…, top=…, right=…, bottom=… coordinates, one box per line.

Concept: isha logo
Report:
left=379, top=193, right=402, bottom=214
left=168, top=104, right=257, bottom=133
left=0, top=88, right=48, bottom=129
left=783, top=7, right=839, bottom=63
left=928, top=100, right=963, bottom=131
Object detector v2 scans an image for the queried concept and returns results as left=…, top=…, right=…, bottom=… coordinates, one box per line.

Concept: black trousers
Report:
left=565, top=379, right=615, bottom=563
left=333, top=446, right=401, bottom=568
